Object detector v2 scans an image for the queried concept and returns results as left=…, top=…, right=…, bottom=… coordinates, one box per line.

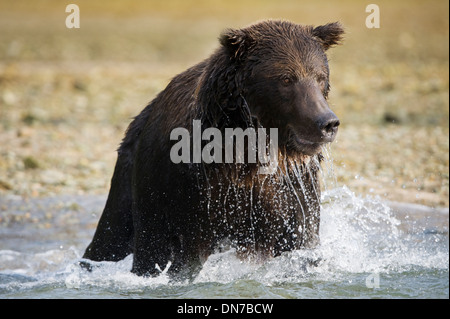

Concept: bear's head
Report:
left=219, top=20, right=344, bottom=156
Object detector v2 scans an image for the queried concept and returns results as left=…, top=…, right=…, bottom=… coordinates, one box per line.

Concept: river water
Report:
left=0, top=186, right=448, bottom=299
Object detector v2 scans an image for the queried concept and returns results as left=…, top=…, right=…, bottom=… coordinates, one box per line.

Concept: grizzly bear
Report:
left=82, top=20, right=344, bottom=279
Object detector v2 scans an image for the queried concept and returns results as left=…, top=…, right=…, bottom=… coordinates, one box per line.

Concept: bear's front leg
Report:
left=130, top=196, right=208, bottom=280
left=130, top=200, right=172, bottom=277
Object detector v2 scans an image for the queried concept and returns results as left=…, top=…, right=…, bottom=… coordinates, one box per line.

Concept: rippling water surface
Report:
left=0, top=186, right=448, bottom=299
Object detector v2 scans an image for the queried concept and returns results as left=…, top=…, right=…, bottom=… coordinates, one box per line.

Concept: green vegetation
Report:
left=0, top=0, right=448, bottom=207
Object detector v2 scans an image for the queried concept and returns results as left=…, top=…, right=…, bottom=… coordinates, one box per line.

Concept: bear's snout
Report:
left=318, top=112, right=340, bottom=142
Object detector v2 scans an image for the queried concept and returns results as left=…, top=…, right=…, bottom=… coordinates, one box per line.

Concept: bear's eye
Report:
left=281, top=75, right=295, bottom=86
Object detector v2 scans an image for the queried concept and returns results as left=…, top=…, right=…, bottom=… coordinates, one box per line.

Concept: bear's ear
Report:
left=312, top=22, right=344, bottom=50
left=219, top=28, right=254, bottom=60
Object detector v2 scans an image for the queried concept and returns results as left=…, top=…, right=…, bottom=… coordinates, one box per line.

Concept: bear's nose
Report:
left=322, top=118, right=340, bottom=134
left=319, top=115, right=340, bottom=141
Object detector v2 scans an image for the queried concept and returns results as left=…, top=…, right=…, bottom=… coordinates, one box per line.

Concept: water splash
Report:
left=0, top=185, right=447, bottom=297
left=320, top=144, right=338, bottom=190
left=64, top=255, right=172, bottom=291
